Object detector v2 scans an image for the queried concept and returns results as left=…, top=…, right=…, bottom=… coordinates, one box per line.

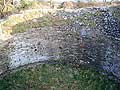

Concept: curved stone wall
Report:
left=0, top=7, right=120, bottom=79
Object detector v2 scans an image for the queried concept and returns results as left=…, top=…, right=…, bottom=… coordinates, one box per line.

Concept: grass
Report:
left=1, top=11, right=40, bottom=34
left=1, top=11, right=72, bottom=34
left=1, top=8, right=100, bottom=35
left=0, top=1, right=44, bottom=18
left=11, top=16, right=72, bottom=34
left=0, top=63, right=118, bottom=90
left=0, top=44, right=11, bottom=75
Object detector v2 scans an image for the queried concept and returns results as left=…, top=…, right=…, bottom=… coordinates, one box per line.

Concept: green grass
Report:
left=11, top=16, right=72, bottom=34
left=0, top=64, right=118, bottom=90
left=0, top=44, right=11, bottom=75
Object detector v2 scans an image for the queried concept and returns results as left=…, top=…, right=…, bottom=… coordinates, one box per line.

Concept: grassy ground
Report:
left=1, top=14, right=72, bottom=35
left=11, top=15, right=72, bottom=34
left=0, top=64, right=118, bottom=90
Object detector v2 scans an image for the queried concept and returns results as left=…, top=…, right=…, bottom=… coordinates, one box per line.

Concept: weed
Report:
left=0, top=64, right=117, bottom=90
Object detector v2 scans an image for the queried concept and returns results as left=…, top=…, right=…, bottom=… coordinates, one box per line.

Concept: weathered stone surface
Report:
left=0, top=7, right=120, bottom=79
left=9, top=27, right=62, bottom=68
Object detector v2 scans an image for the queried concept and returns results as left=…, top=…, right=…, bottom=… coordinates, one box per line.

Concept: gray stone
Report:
left=0, top=7, right=120, bottom=79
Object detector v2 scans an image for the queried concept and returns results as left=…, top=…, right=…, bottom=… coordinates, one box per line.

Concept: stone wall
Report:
left=0, top=7, right=120, bottom=79
left=54, top=8, right=120, bottom=77
left=55, top=7, right=120, bottom=78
